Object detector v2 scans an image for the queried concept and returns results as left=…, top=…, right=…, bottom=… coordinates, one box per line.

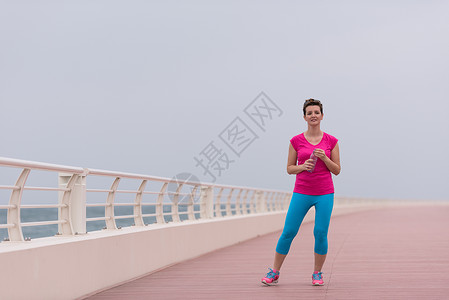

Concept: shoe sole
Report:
left=312, top=283, right=324, bottom=286
left=262, top=280, right=278, bottom=286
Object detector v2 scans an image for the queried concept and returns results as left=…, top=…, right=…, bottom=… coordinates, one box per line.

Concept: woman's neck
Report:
left=305, top=126, right=322, bottom=137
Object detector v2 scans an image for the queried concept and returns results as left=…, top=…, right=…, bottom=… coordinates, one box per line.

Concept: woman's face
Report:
left=303, top=105, right=323, bottom=125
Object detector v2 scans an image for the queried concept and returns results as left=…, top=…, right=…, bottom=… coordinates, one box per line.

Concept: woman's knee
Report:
left=282, top=227, right=300, bottom=240
left=313, top=227, right=328, bottom=241
left=276, top=229, right=298, bottom=255
left=313, top=228, right=329, bottom=254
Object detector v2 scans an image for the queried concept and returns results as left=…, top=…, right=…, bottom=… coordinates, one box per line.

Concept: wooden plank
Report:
left=85, top=205, right=449, bottom=300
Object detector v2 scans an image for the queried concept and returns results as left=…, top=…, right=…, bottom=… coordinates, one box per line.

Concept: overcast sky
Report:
left=1, top=1, right=448, bottom=201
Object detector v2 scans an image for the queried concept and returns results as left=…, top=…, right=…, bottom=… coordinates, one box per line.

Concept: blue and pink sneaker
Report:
left=261, top=268, right=280, bottom=286
left=312, top=271, right=324, bottom=286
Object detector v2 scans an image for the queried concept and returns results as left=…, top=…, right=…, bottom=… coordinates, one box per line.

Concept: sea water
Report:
left=0, top=204, right=206, bottom=241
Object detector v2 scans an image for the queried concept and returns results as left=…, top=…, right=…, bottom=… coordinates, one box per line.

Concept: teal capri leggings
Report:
left=276, top=193, right=334, bottom=255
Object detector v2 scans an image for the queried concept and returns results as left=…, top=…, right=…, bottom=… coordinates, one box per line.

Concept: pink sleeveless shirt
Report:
left=290, top=132, right=338, bottom=195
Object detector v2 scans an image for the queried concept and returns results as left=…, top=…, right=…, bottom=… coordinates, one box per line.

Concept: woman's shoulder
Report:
left=323, top=132, right=339, bottom=147
left=323, top=132, right=338, bottom=140
left=289, top=132, right=305, bottom=150
left=290, top=132, right=305, bottom=142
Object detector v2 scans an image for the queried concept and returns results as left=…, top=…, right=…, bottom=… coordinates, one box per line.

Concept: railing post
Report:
left=267, top=192, right=274, bottom=212
left=133, top=180, right=147, bottom=226
left=200, top=186, right=214, bottom=219
left=105, top=178, right=120, bottom=230
left=241, top=190, right=249, bottom=214
left=58, top=173, right=86, bottom=235
left=283, top=193, right=291, bottom=210
left=171, top=184, right=182, bottom=223
left=256, top=190, right=267, bottom=213
left=249, top=191, right=256, bottom=213
left=215, top=188, right=224, bottom=217
left=7, top=168, right=30, bottom=242
left=235, top=189, right=242, bottom=215
left=187, top=185, right=198, bottom=221
left=226, top=188, right=234, bottom=216
left=156, top=183, right=167, bottom=224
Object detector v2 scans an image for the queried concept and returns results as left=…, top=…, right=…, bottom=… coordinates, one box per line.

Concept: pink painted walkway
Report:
left=85, top=205, right=449, bottom=299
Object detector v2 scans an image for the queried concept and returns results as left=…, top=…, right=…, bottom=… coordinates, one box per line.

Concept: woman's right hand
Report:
left=301, top=159, right=315, bottom=172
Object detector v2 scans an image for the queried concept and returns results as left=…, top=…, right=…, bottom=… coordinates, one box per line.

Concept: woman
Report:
left=261, top=98, right=341, bottom=286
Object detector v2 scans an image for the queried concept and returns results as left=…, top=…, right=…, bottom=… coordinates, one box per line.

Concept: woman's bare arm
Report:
left=313, top=143, right=341, bottom=175
left=287, top=143, right=314, bottom=174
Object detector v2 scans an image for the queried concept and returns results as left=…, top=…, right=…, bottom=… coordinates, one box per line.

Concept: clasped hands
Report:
left=302, top=148, right=327, bottom=171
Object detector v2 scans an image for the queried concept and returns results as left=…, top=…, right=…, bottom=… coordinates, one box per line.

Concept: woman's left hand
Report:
left=313, top=148, right=327, bottom=161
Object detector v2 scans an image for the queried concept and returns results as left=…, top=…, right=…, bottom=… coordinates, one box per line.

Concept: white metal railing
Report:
left=0, top=157, right=292, bottom=242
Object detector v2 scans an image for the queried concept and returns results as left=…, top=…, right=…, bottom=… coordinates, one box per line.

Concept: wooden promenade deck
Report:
left=85, top=205, right=449, bottom=300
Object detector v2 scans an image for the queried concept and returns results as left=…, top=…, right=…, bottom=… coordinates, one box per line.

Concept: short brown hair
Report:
left=303, top=98, right=323, bottom=116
